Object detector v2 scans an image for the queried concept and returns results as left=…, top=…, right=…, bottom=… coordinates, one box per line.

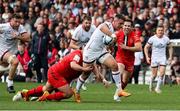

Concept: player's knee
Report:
left=110, top=63, right=118, bottom=71
left=11, top=58, right=19, bottom=66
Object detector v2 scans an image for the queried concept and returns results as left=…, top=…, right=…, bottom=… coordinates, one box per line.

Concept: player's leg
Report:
left=155, top=65, right=166, bottom=93
left=99, top=53, right=130, bottom=100
left=2, top=52, right=19, bottom=93
left=149, top=60, right=158, bottom=92
left=12, top=82, right=54, bottom=101
left=76, top=62, right=93, bottom=93
left=120, top=60, right=134, bottom=90
left=38, top=84, right=73, bottom=101
left=38, top=73, right=72, bottom=101
left=99, top=53, right=120, bottom=89
left=149, top=67, right=158, bottom=92
left=121, top=71, right=132, bottom=89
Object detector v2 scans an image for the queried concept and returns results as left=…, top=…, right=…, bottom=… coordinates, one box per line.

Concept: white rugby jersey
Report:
left=148, top=35, right=170, bottom=59
left=0, top=23, right=26, bottom=54
left=72, top=24, right=96, bottom=48
left=84, top=21, right=114, bottom=51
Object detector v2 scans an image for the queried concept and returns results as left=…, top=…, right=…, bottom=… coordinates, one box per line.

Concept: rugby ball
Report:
left=103, top=35, right=113, bottom=45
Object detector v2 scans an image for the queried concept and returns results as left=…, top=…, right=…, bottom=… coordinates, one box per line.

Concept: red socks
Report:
left=46, top=92, right=65, bottom=101
left=27, top=85, right=43, bottom=97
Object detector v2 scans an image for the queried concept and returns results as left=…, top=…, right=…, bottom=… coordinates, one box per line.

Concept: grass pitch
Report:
left=0, top=82, right=179, bottom=110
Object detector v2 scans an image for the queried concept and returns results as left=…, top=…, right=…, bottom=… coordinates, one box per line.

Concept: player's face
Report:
left=11, top=18, right=21, bottom=29
left=83, top=20, right=91, bottom=31
left=18, top=45, right=25, bottom=54
left=156, top=27, right=164, bottom=37
left=123, top=21, right=132, bottom=35
left=112, top=17, right=121, bottom=30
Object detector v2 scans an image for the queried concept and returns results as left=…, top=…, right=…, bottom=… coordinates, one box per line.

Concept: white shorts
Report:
left=83, top=48, right=109, bottom=64
left=0, top=48, right=8, bottom=61
left=151, top=57, right=167, bottom=67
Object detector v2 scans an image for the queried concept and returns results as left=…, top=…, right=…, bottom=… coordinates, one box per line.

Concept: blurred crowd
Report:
left=0, top=0, right=180, bottom=83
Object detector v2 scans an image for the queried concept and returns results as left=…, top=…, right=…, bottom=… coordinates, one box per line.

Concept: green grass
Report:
left=0, top=82, right=179, bottom=110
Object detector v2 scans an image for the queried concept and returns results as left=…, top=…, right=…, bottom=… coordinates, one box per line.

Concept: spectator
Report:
left=17, top=41, right=34, bottom=82
left=31, top=24, right=50, bottom=83
left=171, top=22, right=180, bottom=39
left=129, top=51, right=144, bottom=84
left=171, top=55, right=180, bottom=85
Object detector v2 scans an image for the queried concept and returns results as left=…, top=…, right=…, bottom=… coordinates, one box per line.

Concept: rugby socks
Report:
left=6, top=78, right=13, bottom=87
left=27, top=85, right=43, bottom=97
left=46, top=92, right=65, bottom=100
left=112, top=71, right=121, bottom=89
left=76, top=75, right=85, bottom=93
left=156, top=76, right=163, bottom=90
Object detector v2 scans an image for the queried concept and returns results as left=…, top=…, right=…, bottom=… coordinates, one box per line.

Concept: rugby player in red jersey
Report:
left=13, top=50, right=94, bottom=101
left=114, top=20, right=142, bottom=100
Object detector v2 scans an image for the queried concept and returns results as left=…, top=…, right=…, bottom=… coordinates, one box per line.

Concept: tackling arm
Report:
left=70, top=61, right=93, bottom=72
left=15, top=32, right=31, bottom=42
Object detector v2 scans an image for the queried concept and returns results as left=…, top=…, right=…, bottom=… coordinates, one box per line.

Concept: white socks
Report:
left=156, top=76, right=163, bottom=90
left=76, top=76, right=85, bottom=93
left=6, top=78, right=13, bottom=87
left=112, top=71, right=121, bottom=89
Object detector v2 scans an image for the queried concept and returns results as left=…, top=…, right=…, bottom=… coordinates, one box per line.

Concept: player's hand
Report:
left=83, top=66, right=93, bottom=72
left=11, top=32, right=19, bottom=39
left=146, top=57, right=151, bottom=64
left=119, top=43, right=128, bottom=50
left=103, top=79, right=111, bottom=88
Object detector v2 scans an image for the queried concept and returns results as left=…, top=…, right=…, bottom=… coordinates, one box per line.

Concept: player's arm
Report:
left=167, top=43, right=173, bottom=62
left=120, top=42, right=142, bottom=52
left=13, top=32, right=31, bottom=42
left=69, top=27, right=82, bottom=50
left=92, top=63, right=111, bottom=88
left=69, top=39, right=81, bottom=50
left=100, top=24, right=116, bottom=39
left=70, top=61, right=93, bottom=72
left=144, top=43, right=151, bottom=64
left=70, top=54, right=93, bottom=72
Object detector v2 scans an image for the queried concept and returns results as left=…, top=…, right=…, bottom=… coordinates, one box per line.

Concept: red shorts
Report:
left=116, top=57, right=134, bottom=73
left=47, top=69, right=68, bottom=88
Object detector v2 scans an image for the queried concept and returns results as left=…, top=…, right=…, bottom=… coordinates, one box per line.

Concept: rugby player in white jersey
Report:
left=144, top=25, right=173, bottom=93
left=73, top=14, right=130, bottom=103
left=69, top=15, right=96, bottom=91
left=70, top=15, right=96, bottom=50
left=0, top=13, right=31, bottom=93
left=69, top=15, right=110, bottom=91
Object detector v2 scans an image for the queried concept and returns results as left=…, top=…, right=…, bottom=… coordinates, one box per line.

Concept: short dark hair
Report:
left=115, top=14, right=125, bottom=20
left=156, top=25, right=164, bottom=29
left=124, top=19, right=133, bottom=25
left=83, top=15, right=92, bottom=21
left=11, top=13, right=22, bottom=19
